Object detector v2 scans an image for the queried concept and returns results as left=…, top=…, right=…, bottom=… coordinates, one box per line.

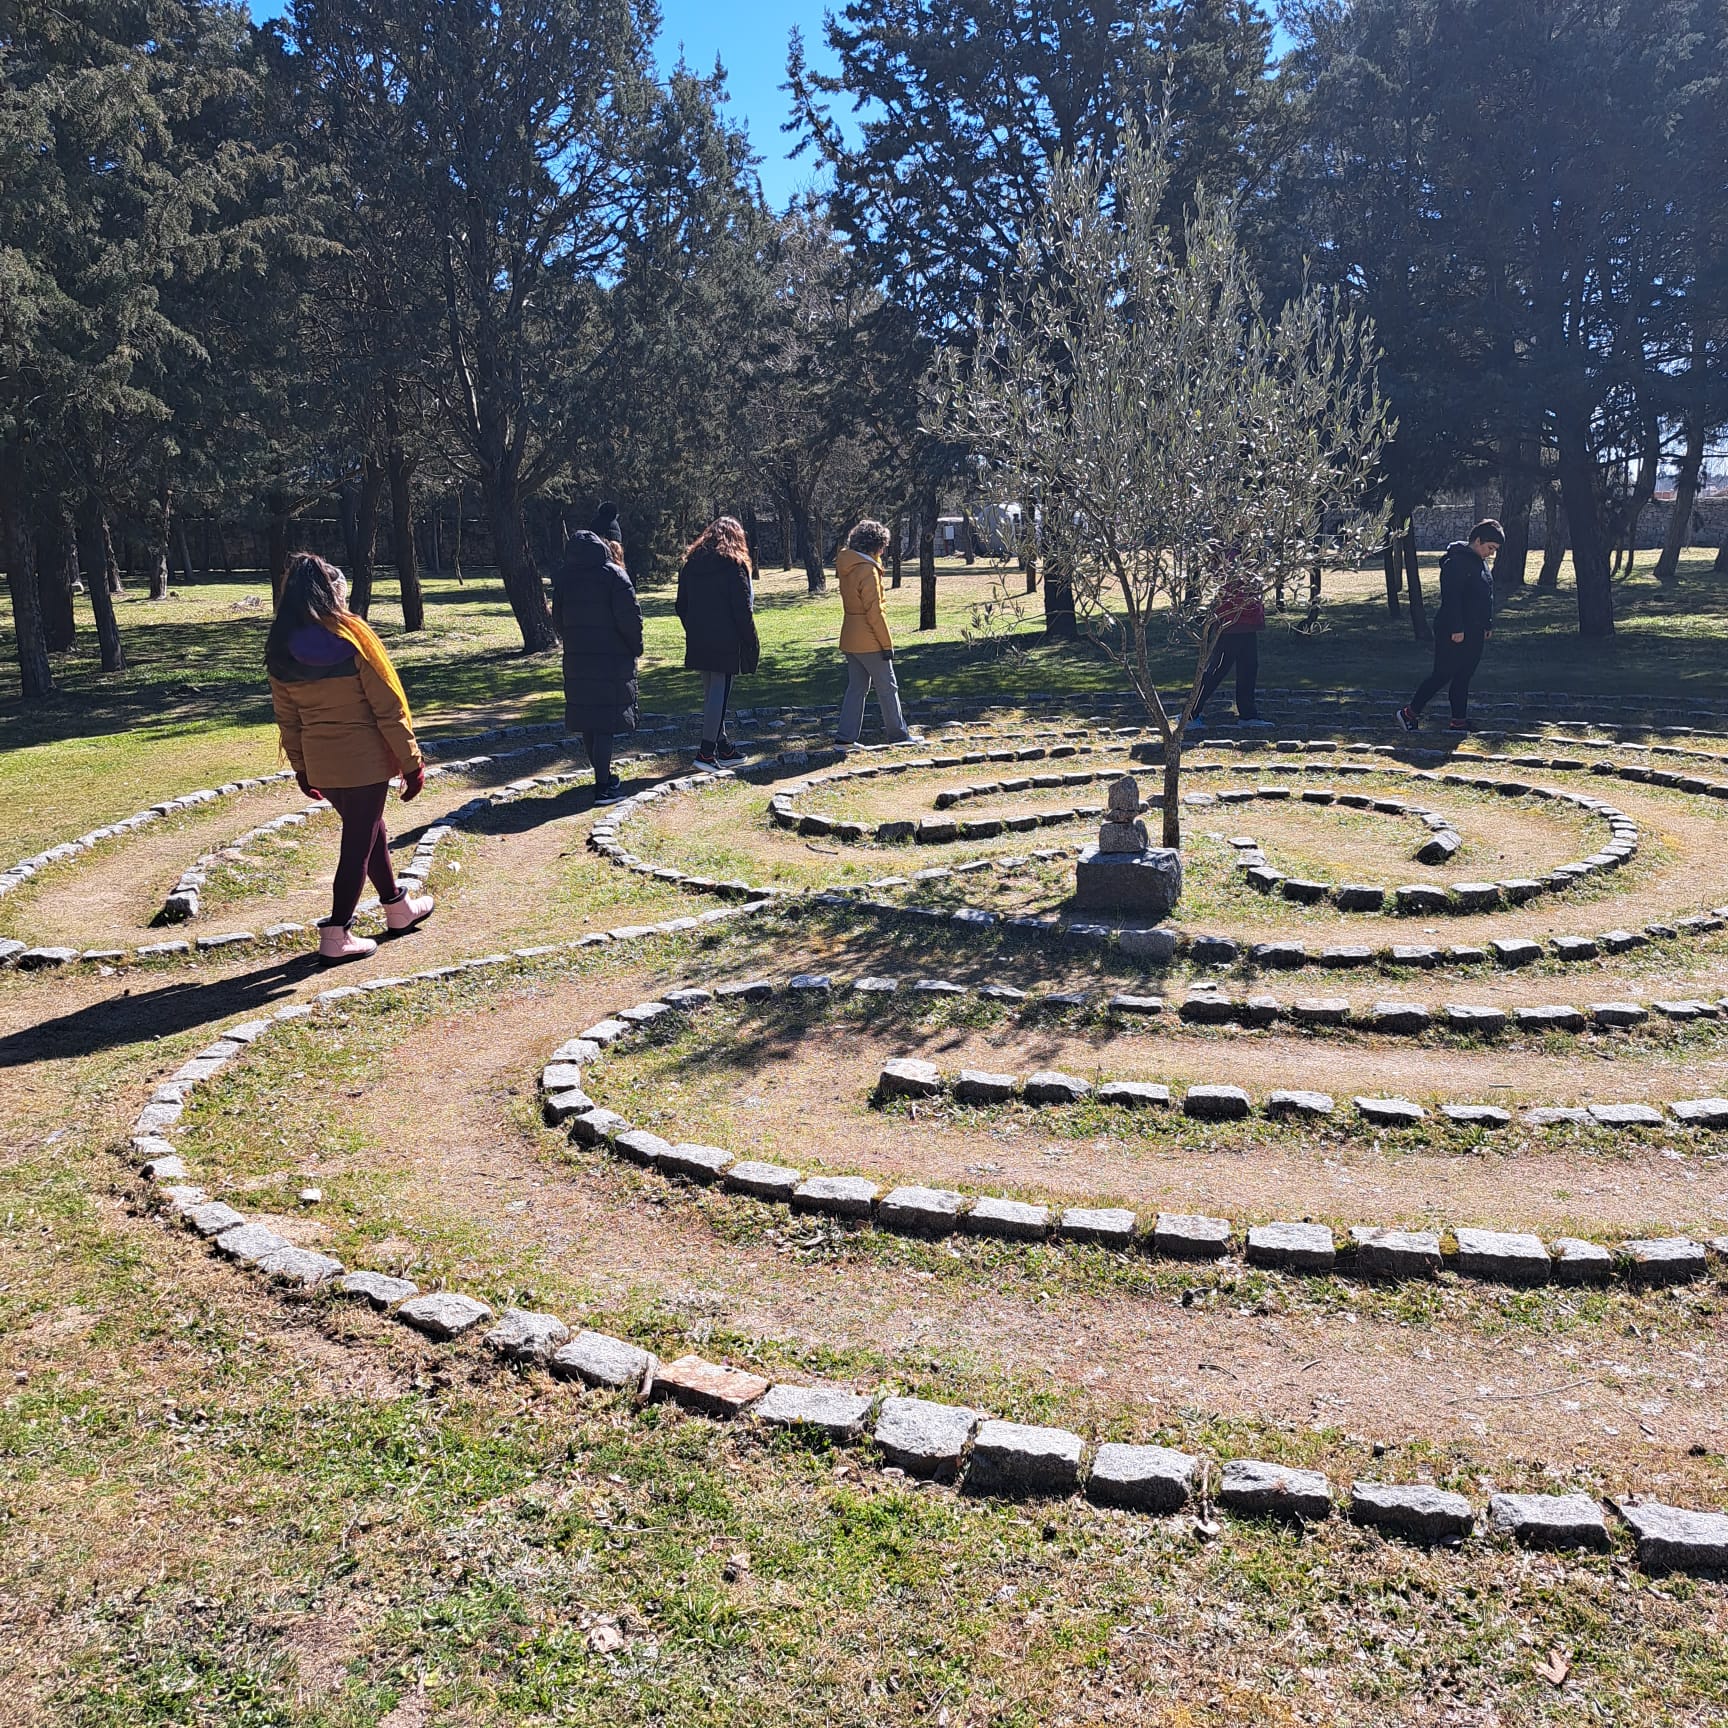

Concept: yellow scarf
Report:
left=324, top=612, right=413, bottom=728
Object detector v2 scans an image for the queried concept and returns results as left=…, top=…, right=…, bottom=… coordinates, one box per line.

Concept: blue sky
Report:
left=246, top=0, right=841, bottom=206
left=247, top=3, right=1281, bottom=209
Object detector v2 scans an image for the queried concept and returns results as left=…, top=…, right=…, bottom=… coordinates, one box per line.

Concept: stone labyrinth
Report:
left=22, top=687, right=1728, bottom=1575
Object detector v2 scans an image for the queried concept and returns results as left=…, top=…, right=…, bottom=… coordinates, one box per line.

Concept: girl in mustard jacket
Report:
left=833, top=519, right=914, bottom=746
left=266, top=554, right=432, bottom=963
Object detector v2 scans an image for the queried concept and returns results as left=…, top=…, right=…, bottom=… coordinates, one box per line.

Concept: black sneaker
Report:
left=694, top=748, right=722, bottom=773
left=1447, top=718, right=1471, bottom=733
left=1396, top=705, right=1420, bottom=733
left=714, top=738, right=743, bottom=763
left=593, top=777, right=627, bottom=805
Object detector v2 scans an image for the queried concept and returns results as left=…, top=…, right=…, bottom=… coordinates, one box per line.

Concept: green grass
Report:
left=5, top=548, right=1726, bottom=863
left=8, top=545, right=1728, bottom=1724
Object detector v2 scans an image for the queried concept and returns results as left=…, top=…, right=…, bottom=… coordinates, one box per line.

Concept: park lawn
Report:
left=2, top=547, right=1726, bottom=865
left=3, top=543, right=1728, bottom=1724
left=6, top=941, right=1727, bottom=1728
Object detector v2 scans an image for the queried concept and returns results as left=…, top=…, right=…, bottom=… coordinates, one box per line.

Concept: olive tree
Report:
left=942, top=134, right=1389, bottom=846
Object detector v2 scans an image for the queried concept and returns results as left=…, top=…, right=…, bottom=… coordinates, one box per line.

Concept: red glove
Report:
left=295, top=770, right=321, bottom=801
left=401, top=764, right=425, bottom=802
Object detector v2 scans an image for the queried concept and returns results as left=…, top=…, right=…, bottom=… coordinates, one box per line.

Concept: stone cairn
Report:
left=1075, top=776, right=1182, bottom=915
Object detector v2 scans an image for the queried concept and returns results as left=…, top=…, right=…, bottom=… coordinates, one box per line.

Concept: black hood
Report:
left=590, top=501, right=621, bottom=543
left=561, top=529, right=613, bottom=571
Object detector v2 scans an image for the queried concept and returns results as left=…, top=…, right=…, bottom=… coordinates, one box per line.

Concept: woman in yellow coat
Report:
left=266, top=554, right=432, bottom=963
left=833, top=519, right=915, bottom=746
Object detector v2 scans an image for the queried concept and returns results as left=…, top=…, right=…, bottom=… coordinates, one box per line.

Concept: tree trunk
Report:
left=1381, top=534, right=1402, bottom=616
left=1494, top=441, right=1536, bottom=588
left=341, top=458, right=385, bottom=618
left=918, top=485, right=938, bottom=631
left=1160, top=736, right=1182, bottom=849
left=173, top=513, right=196, bottom=586
left=267, top=498, right=291, bottom=606
left=889, top=514, right=903, bottom=589
left=1040, top=488, right=1076, bottom=638
left=148, top=477, right=172, bottom=600
left=960, top=511, right=977, bottom=565
left=481, top=467, right=556, bottom=652
left=807, top=507, right=826, bottom=593
left=1654, top=418, right=1705, bottom=585
left=1556, top=406, right=1614, bottom=637
left=386, top=432, right=424, bottom=632
left=775, top=496, right=792, bottom=570
left=78, top=498, right=125, bottom=672
left=1, top=470, right=55, bottom=697
left=451, top=491, right=464, bottom=584
left=1536, top=485, right=1564, bottom=588
left=1018, top=493, right=1038, bottom=593
left=1715, top=538, right=1728, bottom=573
left=1402, top=523, right=1429, bottom=643
left=215, top=520, right=234, bottom=579
left=35, top=516, right=77, bottom=652
left=792, top=496, right=824, bottom=594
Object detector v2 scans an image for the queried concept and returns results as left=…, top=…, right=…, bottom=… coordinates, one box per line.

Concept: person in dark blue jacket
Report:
left=549, top=509, right=643, bottom=804
left=1398, top=520, right=1503, bottom=734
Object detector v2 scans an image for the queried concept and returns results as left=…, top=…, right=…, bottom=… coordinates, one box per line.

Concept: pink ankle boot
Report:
left=383, top=891, right=434, bottom=935
left=318, top=923, right=376, bottom=964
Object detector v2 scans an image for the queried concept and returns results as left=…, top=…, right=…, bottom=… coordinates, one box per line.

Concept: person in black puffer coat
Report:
left=675, top=515, right=760, bottom=769
left=1398, top=519, right=1502, bottom=735
left=549, top=510, right=642, bottom=802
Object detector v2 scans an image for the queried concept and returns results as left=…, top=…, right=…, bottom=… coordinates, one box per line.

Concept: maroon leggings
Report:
left=321, top=782, right=399, bottom=926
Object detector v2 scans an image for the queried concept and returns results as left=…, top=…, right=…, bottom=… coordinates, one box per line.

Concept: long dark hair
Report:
left=684, top=515, right=752, bottom=572
left=265, top=553, right=348, bottom=674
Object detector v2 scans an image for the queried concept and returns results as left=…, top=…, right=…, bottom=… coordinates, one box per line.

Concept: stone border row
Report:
left=96, top=921, right=1728, bottom=1576
left=1212, top=779, right=1633, bottom=913
left=0, top=731, right=700, bottom=972
left=7, top=682, right=1725, bottom=925
left=775, top=737, right=1647, bottom=913
left=869, top=1052, right=1728, bottom=1144
left=599, top=950, right=1728, bottom=1047
left=8, top=700, right=1724, bottom=972
left=590, top=734, right=1728, bottom=978
left=530, top=984, right=1727, bottom=1294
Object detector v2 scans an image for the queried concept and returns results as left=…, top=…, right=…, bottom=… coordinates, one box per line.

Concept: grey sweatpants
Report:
left=836, top=651, right=906, bottom=743
left=700, top=671, right=732, bottom=747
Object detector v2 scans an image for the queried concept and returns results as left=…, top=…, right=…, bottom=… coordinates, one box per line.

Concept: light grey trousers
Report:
left=836, top=651, right=907, bottom=743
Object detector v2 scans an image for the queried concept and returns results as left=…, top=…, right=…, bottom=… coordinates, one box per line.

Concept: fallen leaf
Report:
left=1537, top=1648, right=1570, bottom=1686
left=588, top=1622, right=625, bottom=1655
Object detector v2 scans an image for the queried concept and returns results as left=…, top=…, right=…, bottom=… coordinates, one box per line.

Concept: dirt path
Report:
left=145, top=971, right=1718, bottom=1501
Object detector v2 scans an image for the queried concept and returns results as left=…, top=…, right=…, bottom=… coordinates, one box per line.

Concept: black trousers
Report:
left=1410, top=633, right=1486, bottom=721
left=582, top=730, right=613, bottom=786
left=1193, top=630, right=1259, bottom=720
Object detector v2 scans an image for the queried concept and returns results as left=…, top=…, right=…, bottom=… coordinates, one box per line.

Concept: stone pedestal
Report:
left=1075, top=844, right=1181, bottom=914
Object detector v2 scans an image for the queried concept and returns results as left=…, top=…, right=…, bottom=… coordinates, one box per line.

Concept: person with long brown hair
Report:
left=674, top=515, right=760, bottom=770
left=265, top=553, right=431, bottom=963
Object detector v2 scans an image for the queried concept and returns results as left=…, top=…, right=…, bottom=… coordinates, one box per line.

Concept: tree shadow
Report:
left=0, top=953, right=330, bottom=1068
